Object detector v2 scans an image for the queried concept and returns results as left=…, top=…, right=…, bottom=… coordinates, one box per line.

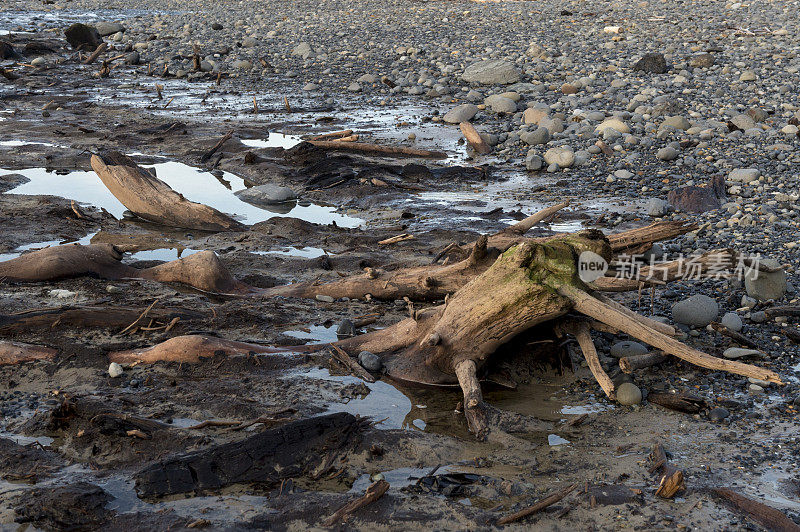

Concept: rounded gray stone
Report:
left=609, top=341, right=648, bottom=359
left=671, top=294, right=718, bottom=327
left=616, top=382, right=642, bottom=406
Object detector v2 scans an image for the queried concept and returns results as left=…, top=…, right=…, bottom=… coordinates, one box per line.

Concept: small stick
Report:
left=118, top=298, right=161, bottom=335
left=329, top=344, right=375, bottom=383
left=200, top=130, right=234, bottom=163
left=378, top=233, right=414, bottom=245
left=311, top=129, right=353, bottom=141
left=70, top=200, right=86, bottom=219
left=322, top=479, right=389, bottom=526
left=497, top=483, right=579, bottom=525
left=709, top=322, right=758, bottom=348
left=155, top=83, right=163, bottom=100
left=283, top=95, right=291, bottom=112
left=503, top=201, right=570, bottom=236
left=252, top=95, right=258, bottom=114
left=82, top=42, right=107, bottom=65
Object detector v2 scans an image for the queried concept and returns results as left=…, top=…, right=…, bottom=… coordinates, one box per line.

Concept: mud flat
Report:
left=1, top=0, right=800, bottom=529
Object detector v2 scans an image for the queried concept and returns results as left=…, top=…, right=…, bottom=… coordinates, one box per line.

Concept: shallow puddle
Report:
left=252, top=246, right=329, bottom=259
left=1, top=161, right=363, bottom=228
left=0, top=231, right=96, bottom=262
left=283, top=325, right=339, bottom=344
left=241, top=133, right=303, bottom=150
left=349, top=465, right=453, bottom=493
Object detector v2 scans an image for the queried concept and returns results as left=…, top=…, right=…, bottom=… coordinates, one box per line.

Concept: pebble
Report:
left=315, top=294, right=335, bottom=303
left=744, top=258, right=787, bottom=301
left=443, top=104, right=478, bottom=124
left=461, top=59, right=520, bottom=84
left=722, top=347, right=761, bottom=359
left=543, top=146, right=575, bottom=168
left=708, top=407, right=730, bottom=421
left=108, top=362, right=124, bottom=378
left=336, top=319, right=356, bottom=337
left=609, top=340, right=648, bottom=358
left=720, top=312, right=743, bottom=332
left=728, top=168, right=761, bottom=183
left=656, top=146, right=679, bottom=161
left=616, top=382, right=643, bottom=405
left=358, top=351, right=383, bottom=372
left=671, top=294, right=718, bottom=327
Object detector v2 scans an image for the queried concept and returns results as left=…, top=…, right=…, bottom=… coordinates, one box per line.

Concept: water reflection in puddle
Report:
left=241, top=133, right=302, bottom=150
left=0, top=231, right=96, bottom=262
left=349, top=465, right=453, bottom=493
left=252, top=246, right=328, bottom=259
left=283, top=325, right=339, bottom=344
left=0, top=140, right=59, bottom=148
left=548, top=434, right=571, bottom=446
left=291, top=367, right=413, bottom=430
left=1, top=161, right=362, bottom=228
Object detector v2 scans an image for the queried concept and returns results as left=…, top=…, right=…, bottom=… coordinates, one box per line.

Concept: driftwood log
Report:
left=134, top=413, right=365, bottom=498
left=0, top=341, right=57, bottom=365
left=0, top=244, right=253, bottom=295
left=90, top=151, right=244, bottom=231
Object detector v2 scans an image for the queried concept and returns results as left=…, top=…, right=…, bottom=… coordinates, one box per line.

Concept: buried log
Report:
left=0, top=341, right=57, bottom=365
left=134, top=412, right=366, bottom=498
left=0, top=244, right=254, bottom=295
left=90, top=151, right=244, bottom=231
left=712, top=487, right=800, bottom=532
left=0, top=305, right=207, bottom=334
left=497, top=482, right=579, bottom=525
left=648, top=443, right=685, bottom=499
left=108, top=335, right=314, bottom=364
left=307, top=140, right=447, bottom=159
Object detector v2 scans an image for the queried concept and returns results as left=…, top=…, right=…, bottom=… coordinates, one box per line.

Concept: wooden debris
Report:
left=497, top=482, right=579, bottom=525
left=0, top=340, right=57, bottom=365
left=459, top=121, right=491, bottom=154
left=108, top=335, right=310, bottom=364
left=311, top=129, right=353, bottom=141
left=81, top=42, right=107, bottom=65
left=710, top=321, right=758, bottom=348
left=134, top=413, right=365, bottom=498
left=378, top=233, right=414, bottom=246
left=329, top=344, right=376, bottom=383
left=90, top=151, right=244, bottom=231
left=322, top=479, right=390, bottom=526
left=647, top=392, right=707, bottom=414
left=619, top=351, right=667, bottom=373
left=713, top=487, right=800, bottom=532
left=199, top=130, right=234, bottom=163
left=648, top=443, right=685, bottom=499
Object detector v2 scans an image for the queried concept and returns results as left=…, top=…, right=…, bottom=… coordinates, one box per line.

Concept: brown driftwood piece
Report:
left=0, top=305, right=206, bottom=333
left=649, top=443, right=685, bottom=499
left=561, top=286, right=783, bottom=384
left=557, top=321, right=615, bottom=399
left=322, top=479, right=390, bottom=526
left=90, top=151, right=244, bottom=231
left=501, top=201, right=570, bottom=236
left=765, top=306, right=800, bottom=318
left=619, top=352, right=667, bottom=373
left=134, top=413, right=365, bottom=498
left=307, top=140, right=447, bottom=159
left=0, top=340, right=57, bottom=365
left=200, top=130, right=233, bottom=162
left=82, top=42, right=107, bottom=64
left=459, top=122, right=491, bottom=154
left=0, top=244, right=255, bottom=295
left=108, top=335, right=313, bottom=364
left=455, top=359, right=490, bottom=439
left=784, top=328, right=800, bottom=344
left=497, top=482, right=579, bottom=525
left=709, top=322, right=758, bottom=348
left=329, top=344, right=376, bottom=383
left=713, top=487, right=800, bottom=532
left=310, top=129, right=353, bottom=141
left=606, top=221, right=698, bottom=253
left=647, top=392, right=707, bottom=414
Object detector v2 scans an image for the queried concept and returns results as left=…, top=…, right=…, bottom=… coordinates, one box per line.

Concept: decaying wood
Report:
left=709, top=322, right=758, bottom=348
left=322, top=479, right=390, bottom=526
left=307, top=140, right=447, bottom=159
left=81, top=42, right=107, bottom=64
left=607, top=221, right=698, bottom=254
left=200, top=130, right=233, bottom=163
left=310, top=129, right=353, bottom=141
left=556, top=321, right=615, bottom=399
left=90, top=151, right=244, bottom=231
left=648, top=443, right=685, bottom=499
left=134, top=413, right=365, bottom=498
left=455, top=360, right=490, bottom=439
left=0, top=244, right=254, bottom=295
left=108, top=335, right=312, bottom=364
left=0, top=340, right=57, bottom=365
left=497, top=482, right=579, bottom=525
left=619, top=352, right=667, bottom=374
left=459, top=121, right=491, bottom=154
left=329, top=344, right=376, bottom=383
left=647, top=392, right=707, bottom=414
left=561, top=285, right=782, bottom=384
left=713, top=487, right=800, bottom=532
left=0, top=305, right=206, bottom=334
